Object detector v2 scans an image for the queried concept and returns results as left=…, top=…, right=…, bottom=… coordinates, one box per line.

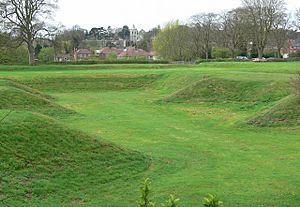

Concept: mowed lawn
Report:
left=0, top=62, right=299, bottom=207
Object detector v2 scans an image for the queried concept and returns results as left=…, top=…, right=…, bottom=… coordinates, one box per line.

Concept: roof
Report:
left=99, top=47, right=123, bottom=55
left=76, top=49, right=92, bottom=54
left=118, top=49, right=150, bottom=58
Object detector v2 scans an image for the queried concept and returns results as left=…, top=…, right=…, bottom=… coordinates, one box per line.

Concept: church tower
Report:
left=130, top=25, right=138, bottom=45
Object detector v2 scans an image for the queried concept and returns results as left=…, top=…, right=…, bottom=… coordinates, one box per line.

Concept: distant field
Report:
left=0, top=62, right=299, bottom=207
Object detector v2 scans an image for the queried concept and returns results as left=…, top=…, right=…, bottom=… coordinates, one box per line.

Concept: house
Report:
left=117, top=48, right=153, bottom=60
left=96, top=47, right=123, bottom=58
left=74, top=49, right=93, bottom=61
left=288, top=39, right=300, bottom=53
left=55, top=54, right=71, bottom=62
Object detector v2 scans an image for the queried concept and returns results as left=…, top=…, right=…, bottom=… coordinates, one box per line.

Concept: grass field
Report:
left=0, top=62, right=299, bottom=207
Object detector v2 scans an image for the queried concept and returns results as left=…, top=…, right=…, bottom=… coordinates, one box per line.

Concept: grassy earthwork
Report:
left=0, top=62, right=299, bottom=206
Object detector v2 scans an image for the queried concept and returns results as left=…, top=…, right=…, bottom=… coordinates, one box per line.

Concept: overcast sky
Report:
left=55, top=0, right=300, bottom=31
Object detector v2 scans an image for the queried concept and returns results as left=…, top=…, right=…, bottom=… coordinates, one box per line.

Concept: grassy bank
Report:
left=0, top=62, right=299, bottom=206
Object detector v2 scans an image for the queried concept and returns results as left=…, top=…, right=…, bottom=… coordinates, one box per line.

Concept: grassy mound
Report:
left=163, top=78, right=290, bottom=106
left=247, top=95, right=300, bottom=127
left=0, top=79, right=52, bottom=99
left=0, top=111, right=150, bottom=205
left=16, top=74, right=161, bottom=92
left=0, top=80, right=74, bottom=117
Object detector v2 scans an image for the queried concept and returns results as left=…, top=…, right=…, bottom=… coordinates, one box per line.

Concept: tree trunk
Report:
left=205, top=50, right=209, bottom=60
left=258, top=48, right=264, bottom=59
left=27, top=42, right=35, bottom=65
left=277, top=48, right=282, bottom=58
left=230, top=48, right=235, bottom=58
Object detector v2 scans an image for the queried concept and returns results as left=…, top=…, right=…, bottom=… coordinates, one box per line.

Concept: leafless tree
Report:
left=241, top=0, right=287, bottom=59
left=295, top=8, right=300, bottom=30
left=220, top=8, right=248, bottom=58
left=189, top=13, right=219, bottom=59
left=271, top=13, right=291, bottom=58
left=0, top=0, right=57, bottom=64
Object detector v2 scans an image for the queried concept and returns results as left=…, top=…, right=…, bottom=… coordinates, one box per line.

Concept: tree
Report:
left=118, top=25, right=130, bottom=40
left=53, top=26, right=86, bottom=55
left=38, top=47, right=54, bottom=63
left=220, top=8, right=248, bottom=58
left=137, top=39, right=148, bottom=51
left=241, top=0, right=287, bottom=58
left=0, top=31, right=22, bottom=49
left=88, top=27, right=107, bottom=40
left=0, top=45, right=28, bottom=64
left=295, top=8, right=300, bottom=30
left=137, top=27, right=161, bottom=52
left=153, top=21, right=191, bottom=61
left=0, top=0, right=57, bottom=65
left=89, top=27, right=100, bottom=40
left=106, top=26, right=113, bottom=40
left=271, top=12, right=290, bottom=58
left=190, top=13, right=219, bottom=59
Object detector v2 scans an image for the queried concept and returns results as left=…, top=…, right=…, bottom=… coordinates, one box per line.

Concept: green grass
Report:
left=0, top=62, right=300, bottom=206
left=0, top=112, right=150, bottom=207
left=248, top=95, right=300, bottom=126
left=162, top=77, right=290, bottom=104
left=15, top=74, right=161, bottom=92
left=0, top=79, right=75, bottom=117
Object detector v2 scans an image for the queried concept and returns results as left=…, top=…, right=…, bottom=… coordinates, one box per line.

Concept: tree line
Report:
left=0, top=0, right=300, bottom=64
left=153, top=0, right=300, bottom=61
left=0, top=0, right=160, bottom=64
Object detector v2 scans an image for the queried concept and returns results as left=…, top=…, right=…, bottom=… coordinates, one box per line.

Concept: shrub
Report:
left=0, top=46, right=28, bottom=65
left=106, top=53, right=118, bottom=61
left=195, top=58, right=236, bottom=64
left=138, top=178, right=156, bottom=207
left=212, top=48, right=231, bottom=59
left=203, top=194, right=224, bottom=207
left=38, top=47, right=55, bottom=63
left=293, top=71, right=300, bottom=98
left=86, top=54, right=101, bottom=61
left=137, top=178, right=223, bottom=207
left=161, top=194, right=180, bottom=207
left=51, top=59, right=169, bottom=65
left=263, top=50, right=277, bottom=58
left=289, top=51, right=300, bottom=58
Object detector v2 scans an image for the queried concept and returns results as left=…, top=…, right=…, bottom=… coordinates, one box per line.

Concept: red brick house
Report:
left=74, top=49, right=93, bottom=61
left=288, top=39, right=300, bottom=53
left=117, top=49, right=153, bottom=59
left=96, top=47, right=123, bottom=58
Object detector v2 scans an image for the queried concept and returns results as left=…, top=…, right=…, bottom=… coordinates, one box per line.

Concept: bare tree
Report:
left=271, top=13, right=291, bottom=58
left=189, top=26, right=204, bottom=59
left=220, top=8, right=248, bottom=58
left=190, top=13, right=219, bottom=59
left=241, top=0, right=287, bottom=59
left=295, top=8, right=300, bottom=30
left=0, top=0, right=57, bottom=64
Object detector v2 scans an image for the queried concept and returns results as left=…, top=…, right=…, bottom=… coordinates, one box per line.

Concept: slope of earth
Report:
left=0, top=62, right=299, bottom=206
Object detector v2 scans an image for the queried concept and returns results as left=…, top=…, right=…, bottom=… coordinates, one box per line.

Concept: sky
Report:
left=55, top=0, right=300, bottom=31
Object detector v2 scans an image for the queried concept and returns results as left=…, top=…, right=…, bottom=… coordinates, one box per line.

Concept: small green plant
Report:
left=161, top=194, right=180, bottom=207
left=138, top=178, right=156, bottom=207
left=203, top=194, right=224, bottom=207
left=293, top=71, right=300, bottom=99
